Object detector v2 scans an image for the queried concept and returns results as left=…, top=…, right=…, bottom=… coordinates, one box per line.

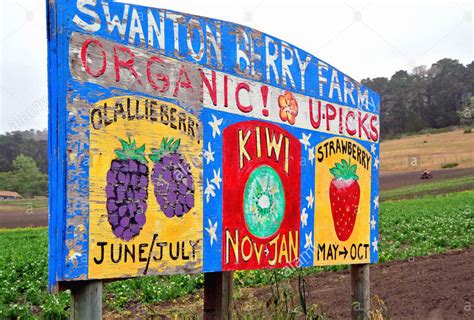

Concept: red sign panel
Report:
left=222, top=121, right=301, bottom=270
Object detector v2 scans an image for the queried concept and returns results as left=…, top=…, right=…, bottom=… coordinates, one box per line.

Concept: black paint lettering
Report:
left=111, top=243, right=122, bottom=263
left=93, top=241, right=107, bottom=264
left=139, top=243, right=148, bottom=262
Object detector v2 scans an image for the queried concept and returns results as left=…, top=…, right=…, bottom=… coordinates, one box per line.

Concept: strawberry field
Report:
left=1, top=191, right=473, bottom=318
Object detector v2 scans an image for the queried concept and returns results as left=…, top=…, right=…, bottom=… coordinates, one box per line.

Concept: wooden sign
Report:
left=47, top=0, right=380, bottom=291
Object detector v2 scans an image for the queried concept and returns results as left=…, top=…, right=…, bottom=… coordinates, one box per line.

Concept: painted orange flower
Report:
left=278, top=91, right=298, bottom=125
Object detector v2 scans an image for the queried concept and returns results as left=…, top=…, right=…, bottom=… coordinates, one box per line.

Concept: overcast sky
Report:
left=0, top=0, right=472, bottom=133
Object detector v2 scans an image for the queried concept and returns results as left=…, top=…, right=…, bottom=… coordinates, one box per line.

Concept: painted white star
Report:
left=204, top=178, right=216, bottom=203
left=370, top=144, right=376, bottom=155
left=373, top=195, right=379, bottom=209
left=203, top=142, right=215, bottom=164
left=299, top=133, right=312, bottom=151
left=301, top=208, right=308, bottom=227
left=205, top=219, right=218, bottom=246
left=306, top=189, right=314, bottom=209
left=208, top=114, right=223, bottom=138
left=370, top=215, right=376, bottom=230
left=304, top=231, right=313, bottom=249
left=371, top=237, right=378, bottom=252
left=211, top=168, right=222, bottom=189
left=374, top=156, right=379, bottom=169
left=308, top=147, right=315, bottom=165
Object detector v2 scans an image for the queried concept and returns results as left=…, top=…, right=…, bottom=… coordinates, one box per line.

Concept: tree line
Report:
left=362, top=58, right=473, bottom=136
left=0, top=130, right=48, bottom=197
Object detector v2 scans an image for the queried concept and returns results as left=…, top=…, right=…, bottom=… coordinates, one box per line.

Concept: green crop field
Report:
left=1, top=191, right=473, bottom=318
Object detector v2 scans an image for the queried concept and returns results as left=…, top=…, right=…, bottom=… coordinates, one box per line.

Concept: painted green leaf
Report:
left=330, top=158, right=358, bottom=180
left=149, top=137, right=181, bottom=163
left=114, top=137, right=148, bottom=164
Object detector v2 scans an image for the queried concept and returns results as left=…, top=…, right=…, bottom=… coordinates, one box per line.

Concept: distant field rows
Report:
left=381, top=129, right=474, bottom=172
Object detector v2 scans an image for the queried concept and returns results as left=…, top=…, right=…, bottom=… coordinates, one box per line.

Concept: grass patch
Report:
left=1, top=191, right=473, bottom=318
left=381, top=175, right=474, bottom=201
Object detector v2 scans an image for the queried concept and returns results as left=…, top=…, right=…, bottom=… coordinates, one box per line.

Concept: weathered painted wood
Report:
left=47, top=0, right=381, bottom=291
left=350, top=264, right=370, bottom=320
left=70, top=281, right=103, bottom=320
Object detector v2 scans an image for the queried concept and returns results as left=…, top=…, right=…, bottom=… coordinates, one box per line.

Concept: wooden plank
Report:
left=70, top=281, right=103, bottom=320
left=204, top=271, right=233, bottom=319
left=350, top=264, right=370, bottom=320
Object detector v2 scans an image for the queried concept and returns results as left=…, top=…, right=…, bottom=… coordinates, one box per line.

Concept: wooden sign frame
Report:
left=47, top=1, right=380, bottom=304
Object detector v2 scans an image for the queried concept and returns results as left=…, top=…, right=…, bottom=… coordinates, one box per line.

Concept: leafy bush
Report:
left=0, top=155, right=47, bottom=197
left=440, top=162, right=458, bottom=169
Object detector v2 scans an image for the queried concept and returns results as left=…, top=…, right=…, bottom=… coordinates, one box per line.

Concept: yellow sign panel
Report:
left=88, top=96, right=202, bottom=278
left=314, top=137, right=371, bottom=265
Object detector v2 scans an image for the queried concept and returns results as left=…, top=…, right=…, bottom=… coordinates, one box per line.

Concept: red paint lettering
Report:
left=146, top=56, right=169, bottom=92
left=81, top=39, right=106, bottom=77
left=235, top=82, right=252, bottom=113
left=224, top=75, right=229, bottom=107
left=358, top=111, right=370, bottom=139
left=174, top=66, right=193, bottom=97
left=201, top=70, right=217, bottom=105
left=370, top=115, right=379, bottom=141
left=309, top=99, right=322, bottom=129
left=325, top=103, right=337, bottom=131
left=339, top=106, right=344, bottom=134
left=113, top=45, right=142, bottom=85
left=346, top=111, right=357, bottom=136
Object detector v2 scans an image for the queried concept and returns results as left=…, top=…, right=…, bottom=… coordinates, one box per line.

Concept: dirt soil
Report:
left=117, top=247, right=473, bottom=319
left=300, top=247, right=474, bottom=319
left=0, top=208, right=48, bottom=228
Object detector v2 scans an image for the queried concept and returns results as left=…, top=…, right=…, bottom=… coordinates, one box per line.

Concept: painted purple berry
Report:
left=150, top=137, right=195, bottom=218
left=105, top=137, right=149, bottom=241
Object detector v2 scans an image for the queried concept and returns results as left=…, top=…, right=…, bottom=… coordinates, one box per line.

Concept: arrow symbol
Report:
left=264, top=247, right=269, bottom=256
left=339, top=246, right=348, bottom=259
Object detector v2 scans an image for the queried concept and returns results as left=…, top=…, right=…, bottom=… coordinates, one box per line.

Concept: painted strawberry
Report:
left=329, top=159, right=360, bottom=241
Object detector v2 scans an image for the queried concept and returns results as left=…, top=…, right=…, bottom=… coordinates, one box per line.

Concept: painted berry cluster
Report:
left=150, top=138, right=195, bottom=218
left=105, top=137, right=195, bottom=241
left=105, top=138, right=149, bottom=241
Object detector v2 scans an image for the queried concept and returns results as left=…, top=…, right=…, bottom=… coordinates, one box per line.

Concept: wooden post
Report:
left=70, top=281, right=102, bottom=320
left=204, top=271, right=233, bottom=319
left=350, top=264, right=370, bottom=320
